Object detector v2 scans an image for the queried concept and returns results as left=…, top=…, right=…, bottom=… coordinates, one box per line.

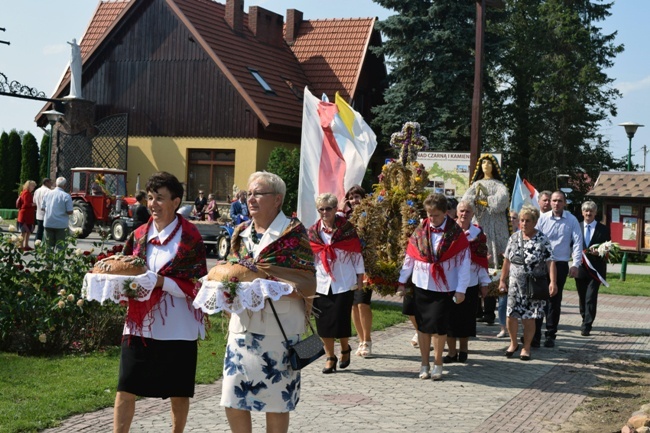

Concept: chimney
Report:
left=248, top=6, right=284, bottom=47
left=285, top=9, right=303, bottom=45
left=225, top=0, right=243, bottom=33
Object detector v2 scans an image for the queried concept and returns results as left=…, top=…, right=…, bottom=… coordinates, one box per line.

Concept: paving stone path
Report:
left=45, top=291, right=650, bottom=433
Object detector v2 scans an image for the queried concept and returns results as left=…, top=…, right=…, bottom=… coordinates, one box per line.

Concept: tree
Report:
left=0, top=132, right=9, bottom=208
left=484, top=0, right=623, bottom=193
left=20, top=132, right=40, bottom=185
left=371, top=0, right=504, bottom=151
left=266, top=147, right=301, bottom=215
left=2, top=130, right=23, bottom=208
left=373, top=0, right=622, bottom=196
left=39, top=133, right=50, bottom=181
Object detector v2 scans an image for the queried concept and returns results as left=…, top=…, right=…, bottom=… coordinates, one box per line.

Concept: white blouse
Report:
left=314, top=229, right=365, bottom=295
left=466, top=224, right=491, bottom=287
left=124, top=216, right=205, bottom=341
left=398, top=218, right=471, bottom=293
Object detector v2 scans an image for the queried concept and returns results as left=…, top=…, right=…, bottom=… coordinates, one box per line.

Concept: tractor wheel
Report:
left=69, top=201, right=94, bottom=239
left=111, top=220, right=128, bottom=242
left=216, top=235, right=230, bottom=260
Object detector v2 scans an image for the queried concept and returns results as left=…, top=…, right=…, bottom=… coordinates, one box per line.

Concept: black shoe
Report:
left=505, top=344, right=519, bottom=358
left=520, top=354, right=531, bottom=361
left=339, top=346, right=352, bottom=369
left=458, top=351, right=468, bottom=363
left=522, top=335, right=541, bottom=348
left=476, top=316, right=487, bottom=323
left=581, top=329, right=591, bottom=336
left=485, top=320, right=495, bottom=326
left=322, top=356, right=337, bottom=374
left=443, top=354, right=458, bottom=364
left=544, top=339, right=555, bottom=348
left=442, top=354, right=458, bottom=364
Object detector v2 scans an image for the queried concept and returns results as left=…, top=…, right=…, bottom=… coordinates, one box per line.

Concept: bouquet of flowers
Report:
left=591, top=241, right=621, bottom=263
left=486, top=268, right=505, bottom=297
left=221, top=276, right=240, bottom=305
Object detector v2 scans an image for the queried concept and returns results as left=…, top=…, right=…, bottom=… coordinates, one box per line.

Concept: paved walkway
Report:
left=44, top=290, right=650, bottom=433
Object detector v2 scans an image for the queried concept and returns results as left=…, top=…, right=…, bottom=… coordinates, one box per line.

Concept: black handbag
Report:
left=526, top=273, right=550, bottom=300
left=268, top=299, right=325, bottom=370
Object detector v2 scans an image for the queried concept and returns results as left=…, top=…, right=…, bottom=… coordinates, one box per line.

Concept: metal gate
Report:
left=56, top=113, right=128, bottom=182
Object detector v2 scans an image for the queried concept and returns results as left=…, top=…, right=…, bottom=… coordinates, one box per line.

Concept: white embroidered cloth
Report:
left=193, top=278, right=294, bottom=314
left=82, top=271, right=158, bottom=304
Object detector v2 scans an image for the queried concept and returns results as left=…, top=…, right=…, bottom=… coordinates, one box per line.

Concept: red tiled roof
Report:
left=289, top=17, right=376, bottom=102
left=80, top=1, right=131, bottom=58
left=170, top=0, right=310, bottom=128
left=39, top=0, right=376, bottom=130
left=587, top=172, right=650, bottom=198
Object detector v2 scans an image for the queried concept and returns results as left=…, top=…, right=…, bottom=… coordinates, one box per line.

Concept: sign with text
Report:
left=416, top=151, right=502, bottom=198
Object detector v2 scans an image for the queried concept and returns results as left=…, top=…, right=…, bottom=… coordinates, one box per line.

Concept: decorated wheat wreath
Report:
left=349, top=122, right=430, bottom=296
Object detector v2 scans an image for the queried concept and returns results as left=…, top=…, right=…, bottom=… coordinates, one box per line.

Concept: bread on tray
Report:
left=207, top=262, right=259, bottom=282
left=92, top=255, right=147, bottom=276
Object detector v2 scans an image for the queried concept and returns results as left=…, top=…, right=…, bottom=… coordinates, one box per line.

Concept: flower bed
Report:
left=0, top=232, right=125, bottom=355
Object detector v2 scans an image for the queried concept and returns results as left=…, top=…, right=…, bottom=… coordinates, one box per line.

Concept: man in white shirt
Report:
left=32, top=178, right=52, bottom=242
left=534, top=191, right=582, bottom=347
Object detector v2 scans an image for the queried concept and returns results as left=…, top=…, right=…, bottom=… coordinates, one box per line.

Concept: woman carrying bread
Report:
left=221, top=171, right=316, bottom=433
left=309, top=193, right=365, bottom=374
left=113, top=172, right=207, bottom=433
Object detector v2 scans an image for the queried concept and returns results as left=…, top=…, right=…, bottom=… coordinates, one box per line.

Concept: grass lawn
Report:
left=564, top=273, right=650, bottom=297
left=0, top=305, right=407, bottom=433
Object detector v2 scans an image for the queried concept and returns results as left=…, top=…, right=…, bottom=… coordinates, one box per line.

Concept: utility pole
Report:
left=643, top=145, right=648, bottom=171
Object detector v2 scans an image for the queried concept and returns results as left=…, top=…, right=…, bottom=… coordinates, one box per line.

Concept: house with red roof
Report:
left=36, top=0, right=386, bottom=201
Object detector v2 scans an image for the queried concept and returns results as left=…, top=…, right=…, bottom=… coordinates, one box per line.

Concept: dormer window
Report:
left=248, top=68, right=274, bottom=94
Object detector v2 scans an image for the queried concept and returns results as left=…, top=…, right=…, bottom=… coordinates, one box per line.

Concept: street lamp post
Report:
left=617, top=122, right=644, bottom=281
left=43, top=109, right=64, bottom=179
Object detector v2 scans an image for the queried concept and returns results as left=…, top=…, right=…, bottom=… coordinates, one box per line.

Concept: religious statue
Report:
left=461, top=154, right=510, bottom=268
left=67, top=38, right=82, bottom=99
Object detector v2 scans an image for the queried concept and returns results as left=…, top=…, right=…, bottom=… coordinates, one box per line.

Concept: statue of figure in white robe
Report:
left=67, top=38, right=82, bottom=98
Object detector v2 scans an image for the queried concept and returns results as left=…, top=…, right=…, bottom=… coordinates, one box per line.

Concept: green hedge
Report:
left=0, top=209, right=18, bottom=219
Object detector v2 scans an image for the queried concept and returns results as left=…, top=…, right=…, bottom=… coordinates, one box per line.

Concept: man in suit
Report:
left=575, top=200, right=611, bottom=336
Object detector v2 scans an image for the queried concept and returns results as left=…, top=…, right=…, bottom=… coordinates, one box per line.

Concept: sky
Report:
left=0, top=0, right=648, bottom=169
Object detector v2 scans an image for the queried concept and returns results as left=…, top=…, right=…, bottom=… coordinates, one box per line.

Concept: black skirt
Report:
left=353, top=287, right=373, bottom=305
left=447, top=284, right=480, bottom=338
left=314, top=288, right=354, bottom=338
left=413, top=287, right=454, bottom=335
left=117, top=337, right=198, bottom=398
left=402, top=290, right=417, bottom=316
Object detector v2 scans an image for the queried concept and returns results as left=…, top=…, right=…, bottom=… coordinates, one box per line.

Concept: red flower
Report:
left=83, top=251, right=91, bottom=256
left=229, top=277, right=239, bottom=283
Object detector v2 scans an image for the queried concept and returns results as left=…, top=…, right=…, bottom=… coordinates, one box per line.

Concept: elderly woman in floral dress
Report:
left=221, top=171, right=316, bottom=433
left=499, top=205, right=557, bottom=361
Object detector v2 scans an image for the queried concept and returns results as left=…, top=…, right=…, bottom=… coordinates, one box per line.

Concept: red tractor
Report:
left=68, top=168, right=138, bottom=241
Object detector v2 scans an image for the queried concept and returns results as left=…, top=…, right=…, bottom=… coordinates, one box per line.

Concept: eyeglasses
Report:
left=247, top=191, right=276, bottom=199
left=318, top=206, right=334, bottom=213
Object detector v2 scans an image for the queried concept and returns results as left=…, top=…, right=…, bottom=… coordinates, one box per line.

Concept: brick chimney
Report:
left=285, top=9, right=303, bottom=45
left=225, top=0, right=243, bottom=33
left=248, top=6, right=284, bottom=47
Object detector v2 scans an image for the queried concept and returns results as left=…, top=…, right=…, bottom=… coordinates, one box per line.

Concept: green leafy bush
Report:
left=0, top=230, right=125, bottom=355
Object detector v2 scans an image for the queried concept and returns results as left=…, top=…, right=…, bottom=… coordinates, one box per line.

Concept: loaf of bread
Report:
left=92, top=255, right=147, bottom=276
left=207, top=262, right=259, bottom=283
